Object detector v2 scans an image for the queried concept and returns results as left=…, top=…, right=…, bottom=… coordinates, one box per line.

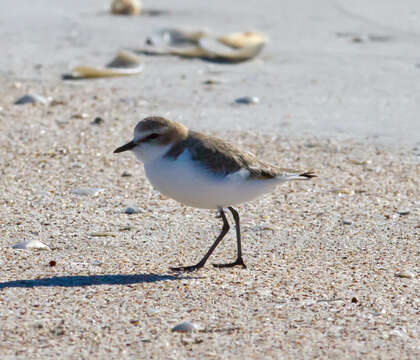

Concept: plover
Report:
left=114, top=116, right=315, bottom=271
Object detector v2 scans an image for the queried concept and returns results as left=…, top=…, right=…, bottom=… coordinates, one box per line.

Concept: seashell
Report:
left=111, top=0, right=142, bottom=16
left=72, top=188, right=104, bottom=196
left=198, top=35, right=265, bottom=62
left=12, top=240, right=51, bottom=250
left=218, top=31, right=267, bottom=49
left=140, top=29, right=266, bottom=62
left=69, top=51, right=143, bottom=79
left=124, top=206, right=141, bottom=214
left=146, top=28, right=206, bottom=47
left=235, top=96, right=260, bottom=105
left=395, top=271, right=414, bottom=279
left=171, top=321, right=197, bottom=333
left=14, top=94, right=47, bottom=105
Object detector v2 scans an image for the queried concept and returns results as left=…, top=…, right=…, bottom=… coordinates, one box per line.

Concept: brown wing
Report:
left=165, top=131, right=278, bottom=179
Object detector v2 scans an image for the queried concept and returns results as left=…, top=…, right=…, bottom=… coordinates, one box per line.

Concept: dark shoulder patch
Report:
left=164, top=140, right=186, bottom=160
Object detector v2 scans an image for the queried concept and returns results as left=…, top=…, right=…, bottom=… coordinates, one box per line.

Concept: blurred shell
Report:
left=71, top=51, right=143, bottom=79
left=72, top=188, right=104, bottom=196
left=12, top=240, right=51, bottom=251
left=218, top=31, right=267, bottom=48
left=146, top=28, right=207, bottom=47
left=141, top=29, right=267, bottom=62
left=171, top=321, right=197, bottom=333
left=199, top=35, right=265, bottom=62
left=111, top=0, right=142, bottom=15
left=14, top=94, right=47, bottom=105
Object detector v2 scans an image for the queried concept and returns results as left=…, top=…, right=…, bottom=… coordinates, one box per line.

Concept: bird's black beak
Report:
left=114, top=141, right=136, bottom=153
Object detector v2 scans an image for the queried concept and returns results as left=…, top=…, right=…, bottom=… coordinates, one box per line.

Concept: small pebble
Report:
left=111, top=0, right=141, bottom=15
left=12, top=240, right=51, bottom=251
left=14, top=94, right=47, bottom=105
left=171, top=321, right=197, bottom=333
left=91, top=117, right=104, bottom=125
left=71, top=113, right=88, bottom=119
left=235, top=96, right=260, bottom=105
left=124, top=206, right=141, bottom=214
left=72, top=188, right=104, bottom=196
left=395, top=271, right=414, bottom=279
left=49, top=99, right=67, bottom=106
left=203, top=79, right=222, bottom=85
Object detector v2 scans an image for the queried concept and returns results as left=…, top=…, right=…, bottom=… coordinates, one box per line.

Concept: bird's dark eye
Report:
left=145, top=133, right=159, bottom=141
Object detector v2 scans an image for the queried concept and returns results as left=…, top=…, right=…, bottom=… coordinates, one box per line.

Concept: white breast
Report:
left=144, top=150, right=279, bottom=209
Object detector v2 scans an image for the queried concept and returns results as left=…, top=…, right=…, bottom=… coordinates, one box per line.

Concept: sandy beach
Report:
left=0, top=1, right=419, bottom=359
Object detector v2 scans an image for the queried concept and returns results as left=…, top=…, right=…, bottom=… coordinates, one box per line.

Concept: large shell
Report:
left=139, top=29, right=267, bottom=62
left=198, top=35, right=265, bottom=62
left=218, top=31, right=267, bottom=48
left=70, top=51, right=143, bottom=79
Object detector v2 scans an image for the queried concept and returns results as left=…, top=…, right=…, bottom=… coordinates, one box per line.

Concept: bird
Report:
left=114, top=116, right=316, bottom=271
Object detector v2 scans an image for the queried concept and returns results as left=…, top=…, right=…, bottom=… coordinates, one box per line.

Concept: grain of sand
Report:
left=0, top=81, right=419, bottom=359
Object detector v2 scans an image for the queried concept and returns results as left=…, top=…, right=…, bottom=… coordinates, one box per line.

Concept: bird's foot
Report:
left=212, top=258, right=247, bottom=269
left=170, top=263, right=204, bottom=272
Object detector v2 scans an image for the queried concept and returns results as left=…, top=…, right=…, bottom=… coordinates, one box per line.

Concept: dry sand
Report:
left=0, top=80, right=418, bottom=359
left=1, top=0, right=420, bottom=359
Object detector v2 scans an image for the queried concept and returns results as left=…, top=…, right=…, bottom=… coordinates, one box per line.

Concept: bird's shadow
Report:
left=0, top=273, right=195, bottom=289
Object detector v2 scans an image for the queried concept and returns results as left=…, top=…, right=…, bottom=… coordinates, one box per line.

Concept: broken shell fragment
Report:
left=69, top=51, right=143, bottom=79
left=111, top=0, right=142, bottom=15
left=12, top=240, right=51, bottom=251
left=171, top=321, right=197, bottom=333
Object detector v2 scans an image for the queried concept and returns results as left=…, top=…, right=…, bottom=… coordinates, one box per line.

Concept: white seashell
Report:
left=12, top=240, right=51, bottom=250
left=171, top=321, right=197, bottom=333
left=72, top=188, right=104, bottom=196
left=14, top=94, right=47, bottom=105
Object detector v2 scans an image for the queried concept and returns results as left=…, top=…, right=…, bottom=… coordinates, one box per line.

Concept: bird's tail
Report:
left=297, top=169, right=316, bottom=179
left=279, top=169, right=317, bottom=182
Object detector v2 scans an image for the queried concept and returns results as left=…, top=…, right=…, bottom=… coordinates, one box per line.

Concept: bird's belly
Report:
left=144, top=157, right=277, bottom=209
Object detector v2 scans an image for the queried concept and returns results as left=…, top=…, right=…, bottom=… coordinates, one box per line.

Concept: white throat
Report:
left=131, top=142, right=172, bottom=165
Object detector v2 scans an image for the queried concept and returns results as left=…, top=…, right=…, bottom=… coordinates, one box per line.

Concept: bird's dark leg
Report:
left=170, top=208, right=230, bottom=272
left=213, top=207, right=247, bottom=269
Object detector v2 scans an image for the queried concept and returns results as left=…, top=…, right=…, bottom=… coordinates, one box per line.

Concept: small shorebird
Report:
left=114, top=116, right=315, bottom=271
